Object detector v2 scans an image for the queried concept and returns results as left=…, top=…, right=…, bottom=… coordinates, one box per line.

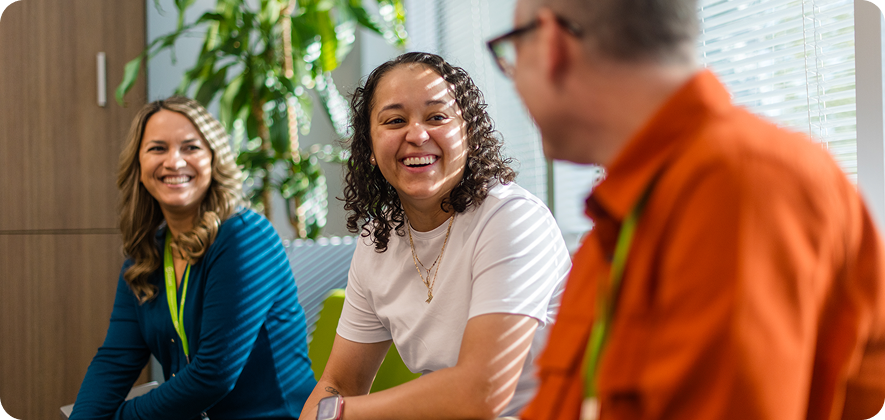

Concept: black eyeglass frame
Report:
left=486, top=15, right=583, bottom=77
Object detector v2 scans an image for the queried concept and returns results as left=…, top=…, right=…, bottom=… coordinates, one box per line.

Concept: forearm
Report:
left=70, top=350, right=147, bottom=419
left=115, top=367, right=233, bottom=420
left=335, top=314, right=535, bottom=420
left=341, top=363, right=508, bottom=420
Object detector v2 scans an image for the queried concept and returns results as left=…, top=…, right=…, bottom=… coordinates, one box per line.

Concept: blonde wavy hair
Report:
left=117, top=96, right=245, bottom=303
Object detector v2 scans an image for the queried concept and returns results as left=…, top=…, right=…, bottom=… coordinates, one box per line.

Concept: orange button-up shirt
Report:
left=522, top=70, right=885, bottom=420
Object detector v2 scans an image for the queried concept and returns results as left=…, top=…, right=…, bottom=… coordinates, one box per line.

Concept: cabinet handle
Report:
left=97, top=52, right=107, bottom=107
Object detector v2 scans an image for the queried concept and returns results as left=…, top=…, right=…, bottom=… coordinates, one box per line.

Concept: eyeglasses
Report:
left=486, top=16, right=583, bottom=78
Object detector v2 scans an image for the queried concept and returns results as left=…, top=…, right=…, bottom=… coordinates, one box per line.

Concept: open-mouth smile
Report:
left=162, top=175, right=193, bottom=185
left=403, top=156, right=438, bottom=168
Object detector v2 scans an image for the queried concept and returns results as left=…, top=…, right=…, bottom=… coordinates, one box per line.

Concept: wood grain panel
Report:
left=0, top=0, right=147, bottom=231
left=0, top=234, right=140, bottom=419
left=0, top=0, right=149, bottom=417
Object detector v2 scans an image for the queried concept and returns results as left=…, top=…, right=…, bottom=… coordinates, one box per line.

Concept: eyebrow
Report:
left=377, top=100, right=451, bottom=114
left=143, top=138, right=201, bottom=146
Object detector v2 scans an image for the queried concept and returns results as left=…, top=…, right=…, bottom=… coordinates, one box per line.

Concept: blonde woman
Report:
left=71, top=96, right=315, bottom=420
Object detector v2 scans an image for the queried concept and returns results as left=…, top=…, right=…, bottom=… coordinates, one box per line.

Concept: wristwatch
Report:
left=316, top=395, right=345, bottom=420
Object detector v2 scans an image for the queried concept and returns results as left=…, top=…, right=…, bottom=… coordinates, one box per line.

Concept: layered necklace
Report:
left=407, top=214, right=455, bottom=303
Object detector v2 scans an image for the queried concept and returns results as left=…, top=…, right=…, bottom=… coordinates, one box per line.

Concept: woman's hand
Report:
left=301, top=337, right=392, bottom=419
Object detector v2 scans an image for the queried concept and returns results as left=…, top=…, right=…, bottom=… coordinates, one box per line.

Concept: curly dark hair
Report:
left=342, top=52, right=516, bottom=252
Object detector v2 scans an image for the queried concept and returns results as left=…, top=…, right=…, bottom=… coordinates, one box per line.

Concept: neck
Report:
left=163, top=208, right=197, bottom=239
left=566, top=55, right=699, bottom=166
left=402, top=200, right=453, bottom=232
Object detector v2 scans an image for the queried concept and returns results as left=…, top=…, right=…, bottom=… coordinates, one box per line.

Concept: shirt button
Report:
left=171, top=338, right=175, bottom=343
left=172, top=373, right=176, bottom=377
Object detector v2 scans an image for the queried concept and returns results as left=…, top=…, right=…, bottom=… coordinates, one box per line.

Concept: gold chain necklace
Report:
left=415, top=248, right=441, bottom=274
left=407, top=215, right=455, bottom=303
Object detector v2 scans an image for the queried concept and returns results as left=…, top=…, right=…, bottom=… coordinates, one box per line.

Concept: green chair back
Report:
left=307, top=289, right=421, bottom=393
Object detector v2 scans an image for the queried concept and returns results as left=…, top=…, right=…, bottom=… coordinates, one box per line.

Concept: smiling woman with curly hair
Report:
left=301, top=52, right=572, bottom=420
left=343, top=52, right=517, bottom=253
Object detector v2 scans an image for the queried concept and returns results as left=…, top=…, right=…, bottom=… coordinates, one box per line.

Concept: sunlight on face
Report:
left=370, top=64, right=469, bottom=213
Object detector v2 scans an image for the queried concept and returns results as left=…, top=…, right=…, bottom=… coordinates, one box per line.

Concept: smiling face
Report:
left=138, top=109, right=213, bottom=220
left=370, top=64, right=468, bottom=211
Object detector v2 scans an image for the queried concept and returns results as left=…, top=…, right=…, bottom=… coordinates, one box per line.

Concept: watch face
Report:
left=317, top=397, right=340, bottom=420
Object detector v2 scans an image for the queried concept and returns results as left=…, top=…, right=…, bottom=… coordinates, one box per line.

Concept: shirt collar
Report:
left=587, top=69, right=733, bottom=221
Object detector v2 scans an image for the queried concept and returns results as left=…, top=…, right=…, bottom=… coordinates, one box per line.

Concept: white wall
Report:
left=856, top=0, right=885, bottom=230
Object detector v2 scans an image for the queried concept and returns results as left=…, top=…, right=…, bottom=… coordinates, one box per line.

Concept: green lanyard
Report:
left=164, top=230, right=191, bottom=360
left=582, top=181, right=656, bottom=400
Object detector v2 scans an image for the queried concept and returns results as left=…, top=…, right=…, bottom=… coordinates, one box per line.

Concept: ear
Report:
left=536, top=8, right=572, bottom=88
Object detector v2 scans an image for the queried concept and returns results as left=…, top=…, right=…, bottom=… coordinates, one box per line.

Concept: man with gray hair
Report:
left=487, top=0, right=885, bottom=419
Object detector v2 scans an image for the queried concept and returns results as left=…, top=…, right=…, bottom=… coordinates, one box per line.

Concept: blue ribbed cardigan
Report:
left=71, top=209, right=316, bottom=420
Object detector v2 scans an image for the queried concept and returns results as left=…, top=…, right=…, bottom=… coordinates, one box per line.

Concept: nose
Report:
left=163, top=150, right=186, bottom=170
left=405, top=122, right=430, bottom=145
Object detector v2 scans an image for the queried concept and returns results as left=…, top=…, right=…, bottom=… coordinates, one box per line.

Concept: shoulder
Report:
left=208, top=208, right=284, bottom=258
left=683, top=108, right=847, bottom=195
left=216, top=208, right=276, bottom=240
left=462, top=182, right=561, bottom=242
left=479, top=182, right=545, bottom=209
left=471, top=183, right=552, bottom=222
left=663, top=109, right=856, bottom=232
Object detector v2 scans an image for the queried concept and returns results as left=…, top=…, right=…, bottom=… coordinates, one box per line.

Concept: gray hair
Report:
left=522, top=0, right=699, bottom=63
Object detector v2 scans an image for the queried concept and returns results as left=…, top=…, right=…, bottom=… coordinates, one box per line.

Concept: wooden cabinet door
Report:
left=0, top=0, right=146, bottom=418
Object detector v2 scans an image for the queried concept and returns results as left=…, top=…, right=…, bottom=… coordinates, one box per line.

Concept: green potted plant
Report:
left=117, top=0, right=407, bottom=238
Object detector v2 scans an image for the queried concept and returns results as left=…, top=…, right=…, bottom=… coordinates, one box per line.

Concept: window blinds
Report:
left=699, top=0, right=857, bottom=180
left=403, top=0, right=857, bottom=245
left=431, top=0, right=550, bottom=202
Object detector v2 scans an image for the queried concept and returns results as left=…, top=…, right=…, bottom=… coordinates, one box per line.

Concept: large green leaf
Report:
left=116, top=32, right=182, bottom=104
left=219, top=72, right=248, bottom=129
left=346, top=2, right=385, bottom=37
left=258, top=0, right=282, bottom=27
left=268, top=98, right=291, bottom=156
left=314, top=73, right=349, bottom=138
left=344, top=0, right=407, bottom=46
left=115, top=12, right=227, bottom=104
left=315, top=10, right=339, bottom=72
left=245, top=111, right=262, bottom=144
left=195, top=64, right=230, bottom=106
left=174, top=0, right=198, bottom=29
left=115, top=55, right=143, bottom=106
left=153, top=0, right=166, bottom=15
left=177, top=49, right=217, bottom=96
left=278, top=74, right=312, bottom=134
left=237, top=149, right=274, bottom=167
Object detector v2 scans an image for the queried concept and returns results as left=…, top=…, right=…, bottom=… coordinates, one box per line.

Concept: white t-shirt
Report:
left=337, top=183, right=571, bottom=415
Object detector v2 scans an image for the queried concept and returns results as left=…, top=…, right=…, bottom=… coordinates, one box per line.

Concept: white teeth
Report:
left=163, top=176, right=191, bottom=185
left=404, top=156, right=437, bottom=166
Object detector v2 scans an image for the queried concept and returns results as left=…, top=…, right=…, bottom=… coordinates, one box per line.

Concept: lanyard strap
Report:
left=582, top=180, right=657, bottom=399
left=164, top=230, right=191, bottom=359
